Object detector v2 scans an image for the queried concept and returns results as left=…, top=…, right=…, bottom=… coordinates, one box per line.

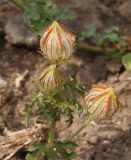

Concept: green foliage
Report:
left=79, top=25, right=126, bottom=47
left=122, top=53, right=131, bottom=70
left=55, top=141, right=78, bottom=160
left=26, top=143, right=48, bottom=160
left=64, top=77, right=85, bottom=96
left=11, top=0, right=75, bottom=34
left=79, top=24, right=127, bottom=59
left=26, top=141, right=77, bottom=160
left=24, top=92, right=40, bottom=128
left=95, top=26, right=126, bottom=48
left=24, top=77, right=84, bottom=159
left=57, top=8, right=75, bottom=21
left=25, top=78, right=85, bottom=127
left=79, top=25, right=97, bottom=41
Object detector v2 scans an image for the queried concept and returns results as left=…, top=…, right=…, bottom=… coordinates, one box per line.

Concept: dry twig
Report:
left=0, top=124, right=47, bottom=160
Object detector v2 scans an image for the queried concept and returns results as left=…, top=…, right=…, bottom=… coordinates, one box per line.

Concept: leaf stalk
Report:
left=48, top=120, right=56, bottom=146
left=68, top=114, right=93, bottom=140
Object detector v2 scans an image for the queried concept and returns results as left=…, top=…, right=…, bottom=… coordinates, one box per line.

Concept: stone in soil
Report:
left=87, top=135, right=98, bottom=145
left=118, top=0, right=131, bottom=22
left=4, top=14, right=38, bottom=48
left=0, top=77, right=8, bottom=89
left=106, top=59, right=122, bottom=74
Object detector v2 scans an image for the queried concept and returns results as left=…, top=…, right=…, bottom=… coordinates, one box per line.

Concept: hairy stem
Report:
left=76, top=43, right=103, bottom=53
left=68, top=114, right=93, bottom=140
left=48, top=120, right=56, bottom=146
left=76, top=43, right=114, bottom=55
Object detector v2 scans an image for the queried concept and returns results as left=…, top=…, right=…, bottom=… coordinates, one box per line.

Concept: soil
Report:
left=0, top=0, right=131, bottom=160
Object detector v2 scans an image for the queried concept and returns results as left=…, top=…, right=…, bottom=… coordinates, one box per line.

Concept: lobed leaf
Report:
left=122, top=53, right=131, bottom=70
left=79, top=24, right=97, bottom=41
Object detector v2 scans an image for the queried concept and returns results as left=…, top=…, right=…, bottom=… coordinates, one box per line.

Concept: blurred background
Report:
left=0, top=0, right=131, bottom=160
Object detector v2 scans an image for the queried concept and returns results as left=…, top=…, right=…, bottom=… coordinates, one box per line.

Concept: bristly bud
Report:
left=40, top=21, right=76, bottom=63
left=38, top=64, right=63, bottom=94
left=85, top=84, right=123, bottom=121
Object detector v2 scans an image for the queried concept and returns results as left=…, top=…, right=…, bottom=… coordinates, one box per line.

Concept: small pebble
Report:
left=0, top=77, right=8, bottom=89
left=121, top=117, right=130, bottom=131
left=88, top=136, right=98, bottom=145
left=102, top=140, right=110, bottom=145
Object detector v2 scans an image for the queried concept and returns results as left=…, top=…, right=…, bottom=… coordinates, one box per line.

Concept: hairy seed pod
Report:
left=38, top=65, right=63, bottom=94
left=85, top=84, right=123, bottom=121
left=40, top=21, right=76, bottom=63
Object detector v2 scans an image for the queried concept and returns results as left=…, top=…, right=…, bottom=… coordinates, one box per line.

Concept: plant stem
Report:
left=76, top=43, right=114, bottom=55
left=48, top=120, right=56, bottom=146
left=76, top=43, right=103, bottom=53
left=68, top=114, right=93, bottom=140
left=10, top=0, right=26, bottom=10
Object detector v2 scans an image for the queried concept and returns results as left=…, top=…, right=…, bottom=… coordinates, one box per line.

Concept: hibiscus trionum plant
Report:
left=25, top=21, right=124, bottom=160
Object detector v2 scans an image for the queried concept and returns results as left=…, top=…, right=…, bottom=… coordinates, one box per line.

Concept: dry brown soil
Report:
left=0, top=0, right=131, bottom=160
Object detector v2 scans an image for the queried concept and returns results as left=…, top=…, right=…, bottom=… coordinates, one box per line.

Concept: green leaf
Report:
left=21, top=0, right=75, bottom=33
left=122, top=53, right=131, bottom=70
left=26, top=153, right=37, bottom=160
left=38, top=98, right=54, bottom=122
left=23, top=0, right=57, bottom=32
left=26, top=143, right=48, bottom=160
left=47, top=147, right=57, bottom=160
left=28, top=143, right=47, bottom=152
left=117, top=37, right=127, bottom=47
left=24, top=93, right=39, bottom=127
left=62, top=141, right=78, bottom=149
left=55, top=141, right=77, bottom=160
left=104, top=26, right=119, bottom=34
left=57, top=9, right=76, bottom=20
left=25, top=152, right=44, bottom=160
left=64, top=77, right=85, bottom=95
left=108, top=33, right=119, bottom=42
left=96, top=34, right=104, bottom=46
left=75, top=102, right=83, bottom=113
left=25, top=93, right=38, bottom=106
left=27, top=6, right=40, bottom=20
left=79, top=24, right=96, bottom=41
